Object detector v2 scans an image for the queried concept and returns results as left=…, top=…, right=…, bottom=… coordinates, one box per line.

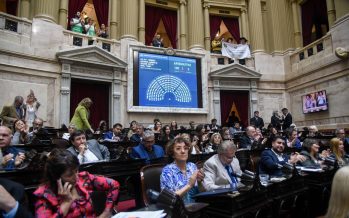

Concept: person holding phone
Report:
left=34, top=149, right=119, bottom=218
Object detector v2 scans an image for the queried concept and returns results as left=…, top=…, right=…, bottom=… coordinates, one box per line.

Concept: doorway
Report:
left=70, top=79, right=110, bottom=129
left=220, top=90, right=249, bottom=128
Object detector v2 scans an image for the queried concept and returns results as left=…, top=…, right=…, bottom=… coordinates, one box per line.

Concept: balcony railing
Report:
left=0, top=12, right=32, bottom=44
left=210, top=53, right=255, bottom=69
left=62, top=30, right=121, bottom=55
left=289, top=34, right=333, bottom=75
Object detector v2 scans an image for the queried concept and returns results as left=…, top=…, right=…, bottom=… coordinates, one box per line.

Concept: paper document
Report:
left=112, top=210, right=166, bottom=218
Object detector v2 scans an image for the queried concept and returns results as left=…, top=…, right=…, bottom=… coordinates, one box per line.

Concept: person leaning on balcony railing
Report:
left=211, top=35, right=222, bottom=54
left=85, top=18, right=96, bottom=37
left=70, top=11, right=84, bottom=34
left=97, top=23, right=108, bottom=38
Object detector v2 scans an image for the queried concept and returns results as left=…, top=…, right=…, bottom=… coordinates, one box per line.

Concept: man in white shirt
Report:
left=67, top=130, right=110, bottom=164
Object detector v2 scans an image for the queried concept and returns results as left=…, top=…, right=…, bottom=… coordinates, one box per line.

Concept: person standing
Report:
left=24, top=90, right=40, bottom=131
left=282, top=108, right=292, bottom=130
left=70, top=98, right=94, bottom=133
left=250, top=111, right=264, bottom=130
left=151, top=34, right=164, bottom=47
left=0, top=96, right=25, bottom=128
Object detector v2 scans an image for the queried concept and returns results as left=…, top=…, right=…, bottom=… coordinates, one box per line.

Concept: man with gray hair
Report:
left=239, top=126, right=256, bottom=149
left=130, top=130, right=164, bottom=162
left=0, top=96, right=25, bottom=128
left=202, top=140, right=242, bottom=191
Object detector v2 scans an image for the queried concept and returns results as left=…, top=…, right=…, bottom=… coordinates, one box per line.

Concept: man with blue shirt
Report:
left=130, top=130, right=164, bottom=162
left=259, top=136, right=305, bottom=177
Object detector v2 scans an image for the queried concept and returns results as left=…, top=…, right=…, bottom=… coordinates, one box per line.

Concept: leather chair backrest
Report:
left=140, top=163, right=165, bottom=206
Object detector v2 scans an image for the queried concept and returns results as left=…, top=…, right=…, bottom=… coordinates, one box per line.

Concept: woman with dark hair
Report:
left=11, top=119, right=29, bottom=145
left=33, top=149, right=119, bottom=217
left=153, top=121, right=162, bottom=134
left=161, top=125, right=173, bottom=144
left=160, top=137, right=204, bottom=204
left=96, top=120, right=108, bottom=134
left=298, top=138, right=322, bottom=168
left=70, top=98, right=94, bottom=133
left=127, top=120, right=137, bottom=139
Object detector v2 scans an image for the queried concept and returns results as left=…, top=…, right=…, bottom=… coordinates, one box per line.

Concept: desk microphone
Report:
left=146, top=189, right=160, bottom=203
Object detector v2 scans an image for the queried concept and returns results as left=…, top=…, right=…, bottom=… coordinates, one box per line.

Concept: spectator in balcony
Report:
left=238, top=37, right=249, bottom=65
left=70, top=11, right=84, bottom=33
left=97, top=23, right=108, bottom=38
left=151, top=34, right=164, bottom=48
left=211, top=35, right=222, bottom=54
left=85, top=18, right=96, bottom=37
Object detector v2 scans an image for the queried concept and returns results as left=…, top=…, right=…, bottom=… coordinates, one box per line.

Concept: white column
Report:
left=60, top=63, right=71, bottom=126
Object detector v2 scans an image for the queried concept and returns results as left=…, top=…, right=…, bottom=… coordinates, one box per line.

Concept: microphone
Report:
left=146, top=189, right=160, bottom=204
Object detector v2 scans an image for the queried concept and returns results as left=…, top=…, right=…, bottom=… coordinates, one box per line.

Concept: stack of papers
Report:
left=112, top=210, right=166, bottom=218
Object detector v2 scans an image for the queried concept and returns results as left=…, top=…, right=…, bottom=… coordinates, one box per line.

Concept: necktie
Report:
left=225, top=165, right=237, bottom=190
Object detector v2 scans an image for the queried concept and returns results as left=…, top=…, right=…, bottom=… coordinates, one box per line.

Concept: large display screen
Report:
left=133, top=52, right=202, bottom=108
left=302, top=90, right=328, bottom=114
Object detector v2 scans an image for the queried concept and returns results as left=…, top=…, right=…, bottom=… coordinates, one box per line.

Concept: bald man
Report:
left=0, top=126, right=25, bottom=170
left=0, top=126, right=33, bottom=217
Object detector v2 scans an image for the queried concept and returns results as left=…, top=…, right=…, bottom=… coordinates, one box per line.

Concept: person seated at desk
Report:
left=103, top=123, right=126, bottom=142
left=130, top=123, right=144, bottom=144
left=298, top=138, right=325, bottom=168
left=160, top=137, right=204, bottom=204
left=27, top=117, right=49, bottom=143
left=208, top=118, right=221, bottom=131
left=10, top=119, right=29, bottom=145
left=239, top=126, right=256, bottom=149
left=62, top=124, right=76, bottom=141
left=203, top=140, right=242, bottom=191
left=67, top=130, right=110, bottom=164
left=285, top=128, right=302, bottom=150
left=34, top=149, right=119, bottom=218
left=259, top=136, right=305, bottom=177
left=204, top=132, right=222, bottom=153
left=229, top=121, right=242, bottom=136
left=0, top=178, right=33, bottom=218
left=330, top=137, right=348, bottom=166
left=130, top=130, right=164, bottom=162
left=0, top=126, right=26, bottom=170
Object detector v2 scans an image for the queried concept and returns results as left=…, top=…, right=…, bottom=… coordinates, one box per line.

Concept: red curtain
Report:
left=68, top=0, right=88, bottom=30
left=6, top=0, right=18, bottom=16
left=220, top=90, right=249, bottom=128
left=145, top=5, right=164, bottom=46
left=162, top=9, right=177, bottom=49
left=209, top=15, right=222, bottom=40
left=93, top=0, right=109, bottom=28
left=222, top=17, right=240, bottom=42
left=70, top=80, right=110, bottom=130
left=301, top=0, right=328, bottom=46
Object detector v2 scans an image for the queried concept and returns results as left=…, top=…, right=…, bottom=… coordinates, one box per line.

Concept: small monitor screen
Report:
left=302, top=90, right=328, bottom=114
left=134, top=52, right=202, bottom=108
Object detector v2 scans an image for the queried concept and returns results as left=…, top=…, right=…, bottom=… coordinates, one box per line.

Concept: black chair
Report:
left=140, top=163, right=165, bottom=206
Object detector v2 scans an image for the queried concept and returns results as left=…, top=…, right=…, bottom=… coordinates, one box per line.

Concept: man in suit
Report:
left=336, top=128, right=349, bottom=153
left=0, top=96, right=25, bottom=128
left=0, top=178, right=33, bottom=218
left=239, top=126, right=256, bottom=149
left=67, top=130, right=110, bottom=164
left=203, top=140, right=242, bottom=191
left=282, top=108, right=292, bottom=130
left=259, top=136, right=305, bottom=177
left=208, top=118, right=221, bottom=131
left=103, top=123, right=126, bottom=142
left=250, top=111, right=264, bottom=130
left=130, top=130, right=164, bottom=162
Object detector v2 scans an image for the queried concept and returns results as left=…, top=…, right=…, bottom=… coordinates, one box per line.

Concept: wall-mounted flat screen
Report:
left=133, top=52, right=203, bottom=109
left=302, top=90, right=328, bottom=114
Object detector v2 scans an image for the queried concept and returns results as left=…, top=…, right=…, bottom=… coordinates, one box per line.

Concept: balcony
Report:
left=0, top=12, right=32, bottom=46
left=62, top=30, right=121, bottom=56
left=210, top=53, right=255, bottom=70
left=289, top=34, right=333, bottom=79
